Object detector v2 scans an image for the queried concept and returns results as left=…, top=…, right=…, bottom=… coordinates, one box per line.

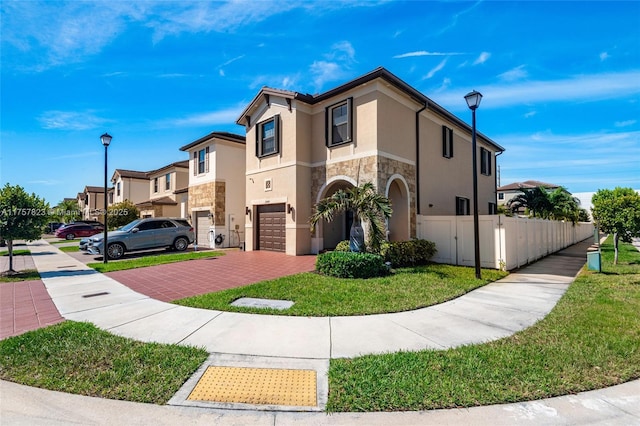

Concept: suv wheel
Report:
left=107, top=243, right=125, bottom=260
left=173, top=237, right=189, bottom=251
left=66, top=233, right=75, bottom=240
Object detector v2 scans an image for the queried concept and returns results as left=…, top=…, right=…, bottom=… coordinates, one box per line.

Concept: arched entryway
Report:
left=315, top=177, right=356, bottom=251
left=386, top=175, right=410, bottom=242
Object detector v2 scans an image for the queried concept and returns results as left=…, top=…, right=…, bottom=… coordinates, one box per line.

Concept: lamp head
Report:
left=100, top=133, right=112, bottom=147
left=464, top=90, right=483, bottom=110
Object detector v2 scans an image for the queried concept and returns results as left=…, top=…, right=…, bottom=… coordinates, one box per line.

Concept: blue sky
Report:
left=1, top=0, right=639, bottom=206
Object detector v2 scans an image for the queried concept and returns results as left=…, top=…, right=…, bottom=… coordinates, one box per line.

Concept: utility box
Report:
left=587, top=246, right=601, bottom=272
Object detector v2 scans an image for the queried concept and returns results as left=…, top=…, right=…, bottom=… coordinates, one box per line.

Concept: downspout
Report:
left=415, top=101, right=427, bottom=215
left=494, top=150, right=504, bottom=208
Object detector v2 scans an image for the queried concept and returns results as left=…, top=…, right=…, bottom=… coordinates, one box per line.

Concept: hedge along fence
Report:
left=381, top=239, right=437, bottom=267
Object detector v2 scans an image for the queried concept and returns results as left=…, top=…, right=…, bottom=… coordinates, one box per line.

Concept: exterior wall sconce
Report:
left=287, top=203, right=293, bottom=214
left=245, top=206, right=251, bottom=215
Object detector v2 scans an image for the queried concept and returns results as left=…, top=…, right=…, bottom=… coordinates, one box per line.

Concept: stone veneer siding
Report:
left=189, top=181, right=226, bottom=226
left=310, top=155, right=416, bottom=239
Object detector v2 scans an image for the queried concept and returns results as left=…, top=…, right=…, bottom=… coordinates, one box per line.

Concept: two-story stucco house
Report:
left=497, top=180, right=561, bottom=210
left=111, top=169, right=149, bottom=205
left=236, top=67, right=504, bottom=255
left=179, top=132, right=246, bottom=248
left=137, top=160, right=189, bottom=218
left=79, top=185, right=110, bottom=220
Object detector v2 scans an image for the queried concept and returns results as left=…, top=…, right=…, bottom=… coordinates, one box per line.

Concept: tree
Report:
left=548, top=187, right=581, bottom=223
left=107, top=200, right=140, bottom=229
left=52, top=199, right=81, bottom=223
left=0, top=184, right=50, bottom=273
left=591, top=187, right=640, bottom=265
left=507, top=186, right=552, bottom=218
left=310, top=182, right=392, bottom=253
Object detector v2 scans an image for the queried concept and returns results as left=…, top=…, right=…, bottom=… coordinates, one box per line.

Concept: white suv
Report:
left=87, top=218, right=195, bottom=260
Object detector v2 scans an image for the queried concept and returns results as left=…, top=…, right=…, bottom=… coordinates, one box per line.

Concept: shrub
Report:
left=381, top=239, right=437, bottom=267
left=316, top=251, right=389, bottom=279
left=334, top=240, right=351, bottom=252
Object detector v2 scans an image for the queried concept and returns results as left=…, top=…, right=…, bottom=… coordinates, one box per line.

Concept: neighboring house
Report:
left=79, top=185, right=108, bottom=220
left=179, top=132, right=246, bottom=248
left=111, top=169, right=149, bottom=205
left=236, top=67, right=505, bottom=255
left=137, top=160, right=189, bottom=218
left=497, top=180, right=561, bottom=211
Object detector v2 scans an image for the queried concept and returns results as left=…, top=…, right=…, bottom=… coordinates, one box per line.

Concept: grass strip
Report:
left=1, top=249, right=30, bottom=256
left=0, top=322, right=208, bottom=404
left=175, top=264, right=507, bottom=316
left=0, top=269, right=40, bottom=282
left=59, top=246, right=80, bottom=252
left=88, top=250, right=225, bottom=273
left=326, top=237, right=640, bottom=412
left=50, top=239, right=80, bottom=244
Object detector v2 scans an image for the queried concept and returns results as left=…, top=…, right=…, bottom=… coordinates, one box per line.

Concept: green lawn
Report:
left=50, top=239, right=80, bottom=244
left=59, top=246, right=80, bottom=252
left=326, top=237, right=640, bottom=411
left=0, top=269, right=40, bottom=282
left=0, top=322, right=207, bottom=404
left=88, top=250, right=225, bottom=273
left=174, top=264, right=508, bottom=316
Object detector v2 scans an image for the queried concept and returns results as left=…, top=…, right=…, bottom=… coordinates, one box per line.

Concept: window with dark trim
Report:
left=195, top=147, right=209, bottom=175
left=488, top=202, right=497, bottom=215
left=456, top=196, right=470, bottom=215
left=153, top=177, right=158, bottom=193
left=165, top=173, right=171, bottom=191
left=442, top=126, right=453, bottom=158
left=480, top=147, right=492, bottom=175
left=498, top=193, right=504, bottom=200
left=326, top=98, right=352, bottom=147
left=116, top=182, right=121, bottom=196
left=256, top=115, right=280, bottom=157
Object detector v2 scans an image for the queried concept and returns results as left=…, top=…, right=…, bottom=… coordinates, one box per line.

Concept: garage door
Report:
left=195, top=211, right=211, bottom=248
left=257, top=204, right=285, bottom=252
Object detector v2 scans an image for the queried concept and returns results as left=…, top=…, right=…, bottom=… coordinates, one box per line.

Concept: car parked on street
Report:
left=55, top=223, right=104, bottom=240
left=87, top=217, right=195, bottom=260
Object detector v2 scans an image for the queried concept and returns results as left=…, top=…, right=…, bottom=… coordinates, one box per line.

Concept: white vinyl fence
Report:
left=416, top=215, right=594, bottom=271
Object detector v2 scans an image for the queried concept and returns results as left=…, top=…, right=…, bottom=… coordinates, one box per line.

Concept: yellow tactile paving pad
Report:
left=188, top=366, right=317, bottom=407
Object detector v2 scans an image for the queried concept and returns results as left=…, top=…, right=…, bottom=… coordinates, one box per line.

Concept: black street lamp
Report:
left=100, top=132, right=112, bottom=264
left=464, top=90, right=482, bottom=279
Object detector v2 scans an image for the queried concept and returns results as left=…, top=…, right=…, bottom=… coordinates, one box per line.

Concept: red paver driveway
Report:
left=106, top=250, right=317, bottom=302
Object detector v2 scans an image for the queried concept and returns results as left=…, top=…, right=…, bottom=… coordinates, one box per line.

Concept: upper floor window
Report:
left=165, top=173, right=171, bottom=191
left=480, top=147, right=492, bottom=176
left=326, top=98, right=352, bottom=147
left=498, top=193, right=504, bottom=200
left=456, top=196, right=470, bottom=216
left=194, top=147, right=209, bottom=175
left=153, top=177, right=159, bottom=193
left=256, top=115, right=280, bottom=158
left=488, top=202, right=497, bottom=215
left=442, top=126, right=453, bottom=158
left=116, top=182, right=121, bottom=196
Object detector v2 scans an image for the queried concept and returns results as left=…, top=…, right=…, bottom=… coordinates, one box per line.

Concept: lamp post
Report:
left=100, top=133, right=112, bottom=264
left=464, top=90, right=482, bottom=279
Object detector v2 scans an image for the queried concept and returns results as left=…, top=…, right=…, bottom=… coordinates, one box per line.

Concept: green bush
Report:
left=381, top=239, right=437, bottom=267
left=334, top=240, right=351, bottom=252
left=316, top=251, right=389, bottom=279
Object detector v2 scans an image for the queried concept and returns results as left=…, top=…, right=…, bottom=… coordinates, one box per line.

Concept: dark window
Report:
left=165, top=173, right=171, bottom=191
left=456, top=196, right=470, bottom=215
left=153, top=178, right=158, bottom=193
left=137, top=220, right=163, bottom=231
left=326, top=98, right=353, bottom=147
left=498, top=193, right=504, bottom=200
left=442, top=126, right=453, bottom=158
left=256, top=116, right=280, bottom=157
left=196, top=147, right=209, bottom=174
left=488, top=202, right=497, bottom=215
left=116, top=182, right=121, bottom=196
left=481, top=147, right=492, bottom=176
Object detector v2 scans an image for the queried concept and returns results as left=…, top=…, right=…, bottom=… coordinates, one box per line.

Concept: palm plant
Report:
left=548, top=187, right=581, bottom=223
left=507, top=186, right=552, bottom=218
left=310, top=182, right=392, bottom=253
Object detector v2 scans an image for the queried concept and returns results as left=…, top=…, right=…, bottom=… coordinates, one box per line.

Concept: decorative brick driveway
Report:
left=106, top=250, right=317, bottom=302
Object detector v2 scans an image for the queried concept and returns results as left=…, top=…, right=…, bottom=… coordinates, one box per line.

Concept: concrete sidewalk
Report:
left=3, top=238, right=639, bottom=424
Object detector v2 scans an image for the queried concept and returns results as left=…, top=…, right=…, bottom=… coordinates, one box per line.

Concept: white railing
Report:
left=416, top=215, right=594, bottom=270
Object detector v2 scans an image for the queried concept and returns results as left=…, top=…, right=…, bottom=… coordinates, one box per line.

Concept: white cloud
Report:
left=434, top=70, right=640, bottom=109
left=38, top=110, right=109, bottom=131
left=424, top=59, right=448, bottom=79
left=614, top=119, right=636, bottom=127
left=168, top=106, right=244, bottom=127
left=499, top=65, right=528, bottom=82
left=473, top=52, right=491, bottom=65
left=600, top=52, right=610, bottom=61
left=524, top=111, right=536, bottom=118
left=310, top=61, right=342, bottom=90
left=394, top=51, right=465, bottom=58
left=328, top=41, right=356, bottom=62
